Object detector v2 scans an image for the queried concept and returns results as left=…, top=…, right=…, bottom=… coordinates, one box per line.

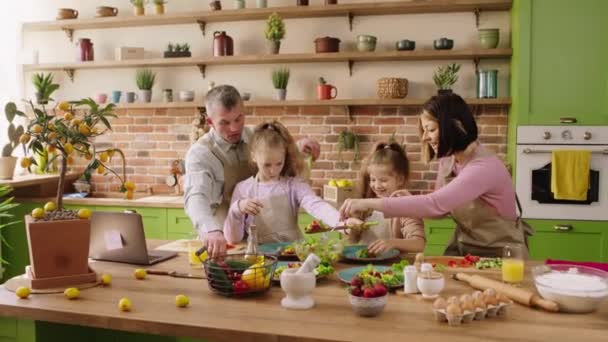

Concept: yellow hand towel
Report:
left=551, top=150, right=591, bottom=201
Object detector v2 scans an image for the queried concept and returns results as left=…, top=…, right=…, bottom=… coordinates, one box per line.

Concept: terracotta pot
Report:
left=57, top=8, right=78, bottom=20
left=325, top=0, right=338, bottom=4
left=25, top=215, right=91, bottom=279
left=96, top=6, right=118, bottom=17
left=317, top=84, right=337, bottom=100
left=155, top=4, right=165, bottom=14
left=314, top=37, right=341, bottom=53
left=268, top=40, right=281, bottom=54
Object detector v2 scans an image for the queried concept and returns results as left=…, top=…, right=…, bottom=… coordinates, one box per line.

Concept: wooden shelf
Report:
left=115, top=97, right=511, bottom=109
left=23, top=48, right=512, bottom=79
left=23, top=0, right=512, bottom=35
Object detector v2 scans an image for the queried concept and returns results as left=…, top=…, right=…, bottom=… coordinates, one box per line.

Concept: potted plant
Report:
left=272, top=68, right=290, bottom=101
left=164, top=43, right=191, bottom=58
left=0, top=185, right=19, bottom=265
left=265, top=13, right=285, bottom=54
left=131, top=0, right=146, bottom=16
left=32, top=73, right=59, bottom=105
left=1, top=103, right=25, bottom=180
left=338, top=129, right=359, bottom=162
left=12, top=98, right=132, bottom=289
left=433, top=63, right=461, bottom=95
left=136, top=68, right=156, bottom=103
left=153, top=0, right=167, bottom=14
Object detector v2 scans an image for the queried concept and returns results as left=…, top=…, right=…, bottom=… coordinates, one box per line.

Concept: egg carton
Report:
left=432, top=301, right=511, bottom=326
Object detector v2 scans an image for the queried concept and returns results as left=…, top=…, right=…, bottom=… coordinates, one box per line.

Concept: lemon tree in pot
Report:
left=12, top=98, right=133, bottom=289
left=265, top=13, right=285, bottom=54
left=1, top=103, right=25, bottom=180
left=433, top=63, right=460, bottom=95
left=272, top=68, right=290, bottom=101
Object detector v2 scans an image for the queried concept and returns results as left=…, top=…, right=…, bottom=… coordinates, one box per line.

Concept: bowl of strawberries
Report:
left=347, top=276, right=389, bottom=317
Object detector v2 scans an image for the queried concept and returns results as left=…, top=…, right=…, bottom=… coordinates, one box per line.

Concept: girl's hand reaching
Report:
left=238, top=199, right=264, bottom=216
left=368, top=239, right=397, bottom=255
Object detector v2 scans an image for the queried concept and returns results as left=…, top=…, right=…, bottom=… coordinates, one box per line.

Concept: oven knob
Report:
left=584, top=132, right=592, bottom=140
left=542, top=131, right=551, bottom=140
left=561, top=130, right=572, bottom=140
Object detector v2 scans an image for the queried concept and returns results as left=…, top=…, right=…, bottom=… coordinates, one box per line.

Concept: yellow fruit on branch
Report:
left=124, top=181, right=136, bottom=191
left=47, top=145, right=56, bottom=153
left=66, top=156, right=74, bottom=165
left=63, top=143, right=74, bottom=154
left=107, top=149, right=116, bottom=157
left=124, top=190, right=134, bottom=200
left=78, top=124, right=91, bottom=135
left=58, top=101, right=71, bottom=111
left=19, top=134, right=31, bottom=144
left=43, top=201, right=56, bottom=212
left=20, top=158, right=32, bottom=168
left=47, top=132, right=58, bottom=141
left=70, top=118, right=81, bottom=127
left=84, top=152, right=93, bottom=160
left=63, top=112, right=73, bottom=121
left=31, top=124, right=43, bottom=134
left=97, top=165, right=106, bottom=174
left=99, top=152, right=109, bottom=162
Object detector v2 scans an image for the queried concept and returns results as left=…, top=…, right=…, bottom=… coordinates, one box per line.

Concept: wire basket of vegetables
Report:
left=203, top=253, right=278, bottom=297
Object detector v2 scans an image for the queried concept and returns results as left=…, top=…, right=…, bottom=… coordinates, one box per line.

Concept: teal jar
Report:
left=357, top=35, right=377, bottom=52
left=477, top=69, right=498, bottom=98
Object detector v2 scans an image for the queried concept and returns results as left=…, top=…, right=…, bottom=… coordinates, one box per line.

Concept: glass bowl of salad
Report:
left=293, top=234, right=345, bottom=266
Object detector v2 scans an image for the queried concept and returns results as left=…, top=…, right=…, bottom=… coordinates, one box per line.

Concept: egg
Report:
left=461, top=298, right=475, bottom=312
left=447, top=296, right=459, bottom=306
left=483, top=288, right=497, bottom=297
left=460, top=294, right=472, bottom=304
left=471, top=290, right=483, bottom=300
left=446, top=303, right=463, bottom=316
left=474, top=298, right=486, bottom=309
left=483, top=293, right=498, bottom=306
left=433, top=297, right=447, bottom=310
left=496, top=293, right=510, bottom=304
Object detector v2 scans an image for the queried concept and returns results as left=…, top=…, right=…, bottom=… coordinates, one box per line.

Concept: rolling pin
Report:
left=454, top=273, right=559, bottom=312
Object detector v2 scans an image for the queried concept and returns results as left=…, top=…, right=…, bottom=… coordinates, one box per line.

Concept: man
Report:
left=184, top=85, right=320, bottom=257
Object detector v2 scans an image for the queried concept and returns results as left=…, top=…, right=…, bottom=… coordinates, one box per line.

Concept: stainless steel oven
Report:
left=516, top=126, right=608, bottom=220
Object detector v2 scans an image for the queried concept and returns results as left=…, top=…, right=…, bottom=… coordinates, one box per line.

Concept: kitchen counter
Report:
left=0, top=173, right=79, bottom=197
left=0, top=243, right=606, bottom=342
left=17, top=194, right=185, bottom=209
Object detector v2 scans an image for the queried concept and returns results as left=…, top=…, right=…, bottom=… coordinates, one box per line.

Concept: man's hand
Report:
left=297, top=138, right=321, bottom=161
left=238, top=199, right=263, bottom=216
left=205, top=231, right=227, bottom=257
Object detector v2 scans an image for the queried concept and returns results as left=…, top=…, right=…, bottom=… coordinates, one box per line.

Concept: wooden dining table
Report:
left=0, top=241, right=606, bottom=342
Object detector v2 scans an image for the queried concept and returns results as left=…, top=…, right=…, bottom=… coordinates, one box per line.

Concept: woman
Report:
left=340, top=93, right=532, bottom=257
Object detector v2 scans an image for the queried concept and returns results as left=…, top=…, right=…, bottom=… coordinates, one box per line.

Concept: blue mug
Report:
left=111, top=90, right=122, bottom=103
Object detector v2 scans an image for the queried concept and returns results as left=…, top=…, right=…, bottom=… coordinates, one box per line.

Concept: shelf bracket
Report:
left=474, top=8, right=481, bottom=27
left=347, top=12, right=354, bottom=31
left=346, top=105, right=353, bottom=122
left=473, top=57, right=480, bottom=74
left=62, top=28, right=74, bottom=42
left=197, top=20, right=206, bottom=36
left=64, top=68, right=75, bottom=82
left=348, top=60, right=354, bottom=76
left=197, top=64, right=206, bottom=78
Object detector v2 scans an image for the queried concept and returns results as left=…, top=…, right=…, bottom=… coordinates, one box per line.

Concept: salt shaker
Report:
left=296, top=253, right=321, bottom=274
left=403, top=265, right=418, bottom=294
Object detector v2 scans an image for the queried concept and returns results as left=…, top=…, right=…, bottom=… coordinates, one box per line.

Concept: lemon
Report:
left=64, top=287, right=80, bottom=300
left=175, top=294, right=189, bottom=308
left=47, top=145, right=56, bottom=153
left=77, top=208, right=92, bottom=219
left=107, top=149, right=116, bottom=157
left=48, top=123, right=56, bottom=131
left=99, top=152, right=109, bottom=162
left=336, top=179, right=349, bottom=188
left=84, top=152, right=93, bottom=160
left=58, top=101, right=71, bottom=111
left=79, top=124, right=91, bottom=135
left=47, top=132, right=58, bottom=141
left=70, top=118, right=81, bottom=127
left=31, top=124, right=43, bottom=134
left=19, top=134, right=30, bottom=144
left=124, top=190, right=134, bottom=200
left=20, top=158, right=32, bottom=168
left=63, top=143, right=74, bottom=154
left=198, top=250, right=208, bottom=262
left=118, top=297, right=132, bottom=312
left=43, top=201, right=57, bottom=212
left=134, top=268, right=147, bottom=280
left=15, top=286, right=31, bottom=299
left=96, top=165, right=105, bottom=174
left=31, top=208, right=45, bottom=219
left=241, top=265, right=269, bottom=290
left=328, top=179, right=338, bottom=187
left=101, top=273, right=112, bottom=286
left=67, top=156, right=74, bottom=165
left=124, top=181, right=135, bottom=191
left=63, top=112, right=73, bottom=121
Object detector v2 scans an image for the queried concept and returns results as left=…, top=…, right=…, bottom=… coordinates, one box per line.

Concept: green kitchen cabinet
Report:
left=0, top=318, right=35, bottom=342
left=512, top=0, right=608, bottom=126
left=167, top=208, right=195, bottom=240
left=527, top=220, right=608, bottom=262
left=95, top=206, right=168, bottom=239
left=423, top=218, right=455, bottom=256
left=1, top=202, right=38, bottom=282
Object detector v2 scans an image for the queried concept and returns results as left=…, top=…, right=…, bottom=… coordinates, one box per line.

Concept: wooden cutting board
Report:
left=422, top=256, right=502, bottom=274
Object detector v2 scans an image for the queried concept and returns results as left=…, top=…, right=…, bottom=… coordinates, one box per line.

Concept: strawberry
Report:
left=350, top=277, right=363, bottom=287
left=374, top=283, right=388, bottom=297
left=363, top=287, right=376, bottom=298
left=350, top=287, right=362, bottom=297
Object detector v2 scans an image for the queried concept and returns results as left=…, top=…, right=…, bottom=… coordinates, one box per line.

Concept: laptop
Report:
left=89, top=211, right=177, bottom=265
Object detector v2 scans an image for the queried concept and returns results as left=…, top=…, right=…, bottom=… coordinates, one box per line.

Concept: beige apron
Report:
left=204, top=140, right=253, bottom=226
left=441, top=147, right=534, bottom=258
left=252, top=177, right=303, bottom=244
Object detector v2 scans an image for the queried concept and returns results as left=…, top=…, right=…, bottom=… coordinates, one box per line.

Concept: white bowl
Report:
left=533, top=264, right=608, bottom=313
left=417, top=272, right=445, bottom=299
left=348, top=293, right=388, bottom=317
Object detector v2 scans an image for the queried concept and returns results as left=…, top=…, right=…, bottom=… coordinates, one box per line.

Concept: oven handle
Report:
left=523, top=148, right=608, bottom=155
left=554, top=224, right=573, bottom=231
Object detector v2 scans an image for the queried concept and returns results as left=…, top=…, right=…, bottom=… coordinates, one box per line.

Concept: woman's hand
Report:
left=238, top=199, right=263, bottom=216
left=336, top=217, right=364, bottom=235
left=339, top=198, right=380, bottom=220
left=297, top=138, right=321, bottom=161
left=368, top=239, right=397, bottom=255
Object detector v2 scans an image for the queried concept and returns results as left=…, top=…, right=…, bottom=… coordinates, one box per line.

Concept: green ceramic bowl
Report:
left=478, top=29, right=499, bottom=49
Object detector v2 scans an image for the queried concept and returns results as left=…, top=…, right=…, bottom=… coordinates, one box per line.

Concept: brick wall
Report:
left=80, top=105, right=509, bottom=196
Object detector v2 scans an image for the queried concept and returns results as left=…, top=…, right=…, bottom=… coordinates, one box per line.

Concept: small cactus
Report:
left=2, top=103, right=25, bottom=157
left=319, top=77, right=327, bottom=85
left=167, top=43, right=174, bottom=52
